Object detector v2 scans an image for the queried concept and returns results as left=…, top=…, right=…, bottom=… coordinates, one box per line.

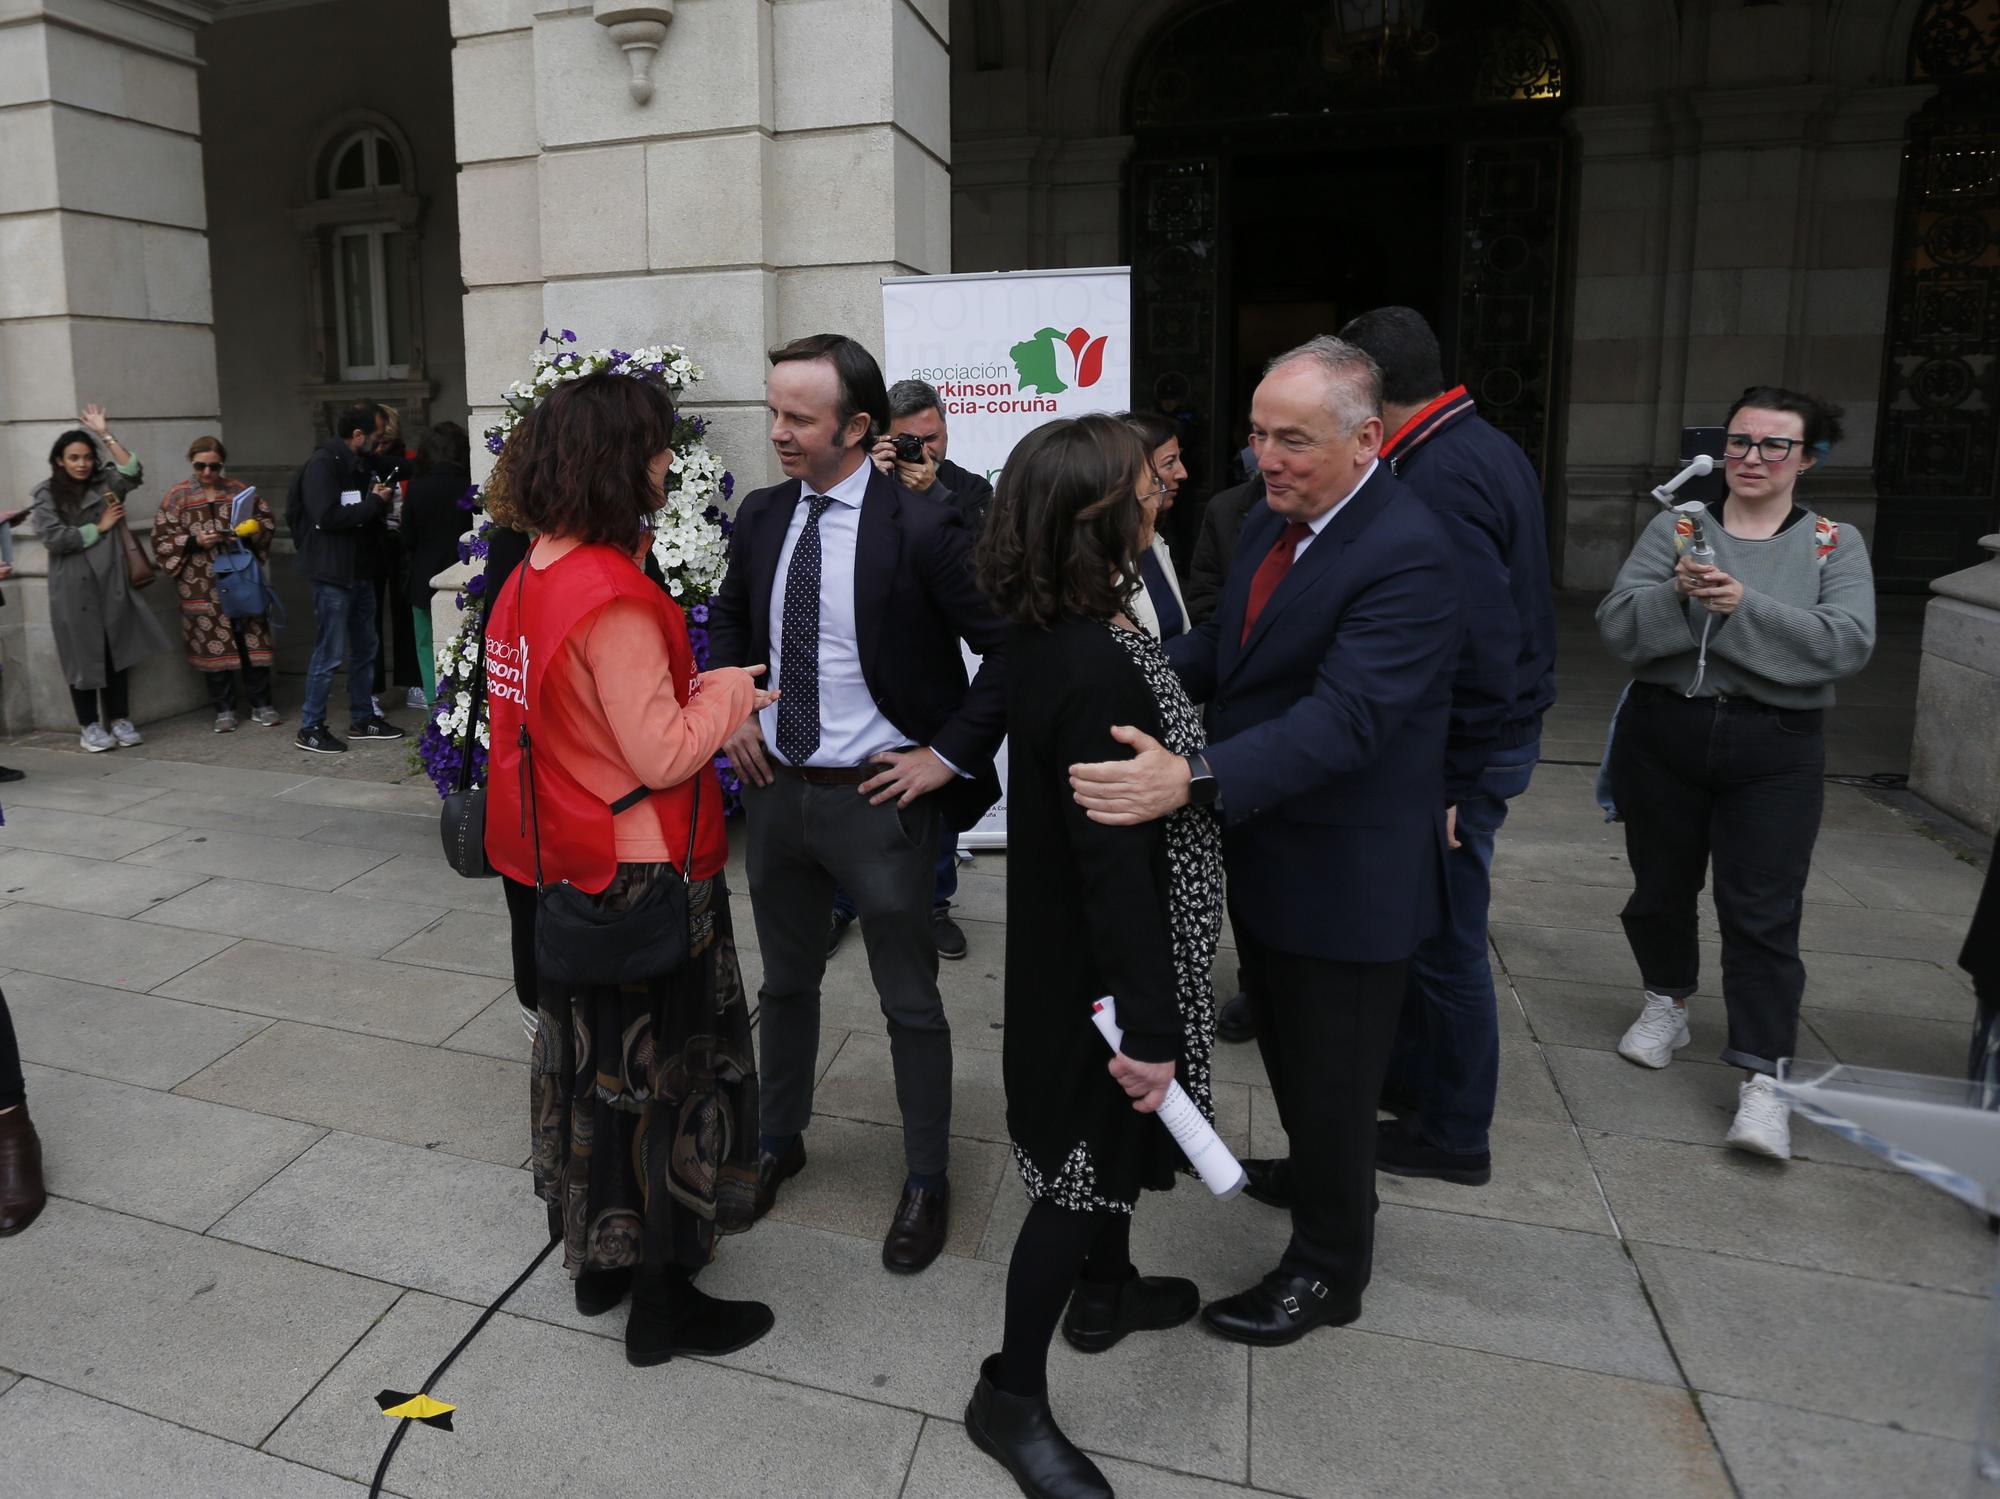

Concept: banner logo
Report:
left=1009, top=326, right=1110, bottom=396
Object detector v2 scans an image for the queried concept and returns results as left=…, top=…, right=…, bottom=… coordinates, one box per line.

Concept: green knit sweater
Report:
left=1596, top=505, right=1876, bottom=707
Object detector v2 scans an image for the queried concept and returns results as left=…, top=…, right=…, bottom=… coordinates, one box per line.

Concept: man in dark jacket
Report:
left=294, top=401, right=404, bottom=753
left=1340, top=305, right=1557, bottom=1187
left=1184, top=472, right=1262, bottom=627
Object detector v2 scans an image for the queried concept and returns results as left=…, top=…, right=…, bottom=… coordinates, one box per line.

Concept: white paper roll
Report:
left=1091, top=996, right=1247, bottom=1199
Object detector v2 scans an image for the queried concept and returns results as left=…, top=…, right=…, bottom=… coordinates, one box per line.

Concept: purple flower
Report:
left=538, top=328, right=551, bottom=345
left=721, top=472, right=735, bottom=500
left=486, top=433, right=506, bottom=455
left=561, top=329, right=577, bottom=343
left=456, top=484, right=478, bottom=512
left=689, top=603, right=709, bottom=624
left=465, top=574, right=487, bottom=595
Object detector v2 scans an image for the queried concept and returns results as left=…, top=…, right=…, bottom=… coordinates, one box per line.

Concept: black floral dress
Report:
left=1000, top=617, right=1224, bottom=1214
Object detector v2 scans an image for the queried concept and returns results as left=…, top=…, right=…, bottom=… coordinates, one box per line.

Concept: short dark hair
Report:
left=417, top=421, right=470, bottom=473
left=335, top=402, right=379, bottom=441
left=887, top=379, right=944, bottom=422
left=1726, top=386, right=1846, bottom=454
left=506, top=372, right=678, bottom=549
left=768, top=333, right=890, bottom=445
left=1337, top=306, right=1445, bottom=408
left=1119, top=410, right=1180, bottom=453
left=976, top=413, right=1149, bottom=629
left=186, top=434, right=227, bottom=462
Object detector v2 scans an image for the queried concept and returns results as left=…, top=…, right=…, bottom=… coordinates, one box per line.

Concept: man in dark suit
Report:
left=708, top=334, right=1007, bottom=1275
left=1070, top=336, right=1463, bottom=1344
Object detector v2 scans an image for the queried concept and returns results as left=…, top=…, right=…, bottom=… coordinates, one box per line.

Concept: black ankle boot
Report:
left=574, top=1265, right=633, bottom=1317
left=624, top=1265, right=775, bottom=1368
left=1060, top=1270, right=1200, bottom=1354
left=964, top=1354, right=1112, bottom=1499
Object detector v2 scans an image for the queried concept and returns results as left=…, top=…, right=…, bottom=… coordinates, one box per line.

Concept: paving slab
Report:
left=1813, top=857, right=1986, bottom=916
left=175, top=1021, right=529, bottom=1167
left=1514, top=975, right=1834, bottom=1061
left=1490, top=831, right=1635, bottom=889
left=0, top=744, right=126, bottom=782
left=1248, top=1327, right=1730, bottom=1499
left=263, top=1290, right=924, bottom=1499
left=904, top=1418, right=1275, bottom=1499
left=212, top=1131, right=544, bottom=1304
left=378, top=909, right=516, bottom=978
left=1795, top=902, right=1968, bottom=962
left=156, top=940, right=507, bottom=1044
left=119, top=786, right=343, bottom=839
left=24, top=1062, right=323, bottom=1231
left=333, top=852, right=510, bottom=915
left=1812, top=827, right=1977, bottom=875
left=104, top=757, right=317, bottom=799
left=1632, top=1242, right=1986, bottom=1440
left=0, top=845, right=208, bottom=917
left=1801, top=1006, right=1976, bottom=1076
left=1700, top=1393, right=1977, bottom=1499
left=1583, top=1133, right=1993, bottom=1294
left=305, top=807, right=459, bottom=859
left=0, top=802, right=184, bottom=859
left=135, top=877, right=447, bottom=957
left=0, top=1379, right=370, bottom=1499
left=122, top=827, right=394, bottom=891
left=696, top=1218, right=1252, bottom=1481
left=0, top=775, right=173, bottom=816
left=278, top=777, right=447, bottom=816
left=0, top=1199, right=400, bottom=1445
left=5, top=970, right=270, bottom=1088
left=0, top=903, right=234, bottom=991
left=438, top=990, right=531, bottom=1061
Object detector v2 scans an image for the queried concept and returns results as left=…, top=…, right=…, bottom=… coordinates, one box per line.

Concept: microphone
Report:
left=1650, top=453, right=1714, bottom=506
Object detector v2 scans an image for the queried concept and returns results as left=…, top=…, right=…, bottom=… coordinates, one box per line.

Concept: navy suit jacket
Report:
left=1168, top=463, right=1464, bottom=964
left=707, top=464, right=1008, bottom=831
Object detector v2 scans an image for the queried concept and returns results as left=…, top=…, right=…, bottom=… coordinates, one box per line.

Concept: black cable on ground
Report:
left=368, top=1235, right=562, bottom=1498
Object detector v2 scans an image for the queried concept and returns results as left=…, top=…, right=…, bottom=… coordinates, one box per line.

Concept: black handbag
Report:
left=514, top=560, right=701, bottom=988
left=439, top=607, right=497, bottom=879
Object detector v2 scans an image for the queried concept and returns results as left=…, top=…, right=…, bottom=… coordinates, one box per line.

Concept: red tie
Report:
left=1241, top=521, right=1314, bottom=645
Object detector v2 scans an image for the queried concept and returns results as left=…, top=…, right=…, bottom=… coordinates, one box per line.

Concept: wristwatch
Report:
left=1184, top=751, right=1219, bottom=808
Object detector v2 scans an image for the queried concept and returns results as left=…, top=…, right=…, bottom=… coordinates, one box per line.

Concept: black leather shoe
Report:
left=752, top=1136, right=807, bottom=1221
left=574, top=1265, right=634, bottom=1317
left=1214, top=992, right=1256, bottom=1043
left=0, top=1102, right=46, bottom=1236
left=1240, top=1156, right=1294, bottom=1210
left=826, top=911, right=855, bottom=959
left=1200, top=1270, right=1360, bottom=1348
left=882, top=1179, right=949, bottom=1273
left=625, top=1267, right=774, bottom=1367
left=0, top=766, right=23, bottom=784
left=965, top=1354, right=1112, bottom=1499
left=933, top=908, right=968, bottom=960
left=1375, top=1117, right=1491, bottom=1185
left=1061, top=1270, right=1200, bottom=1354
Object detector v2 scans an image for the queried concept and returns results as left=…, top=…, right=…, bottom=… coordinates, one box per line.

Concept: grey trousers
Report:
left=743, top=771, right=952, bottom=1176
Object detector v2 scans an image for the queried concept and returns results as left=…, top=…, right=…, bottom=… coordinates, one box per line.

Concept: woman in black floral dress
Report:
left=963, top=413, right=1223, bottom=1499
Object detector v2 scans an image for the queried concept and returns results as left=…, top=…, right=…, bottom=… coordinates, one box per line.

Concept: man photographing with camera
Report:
left=869, top=379, right=994, bottom=536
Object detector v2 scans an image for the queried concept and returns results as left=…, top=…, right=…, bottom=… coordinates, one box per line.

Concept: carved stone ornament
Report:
left=594, top=1, right=676, bottom=105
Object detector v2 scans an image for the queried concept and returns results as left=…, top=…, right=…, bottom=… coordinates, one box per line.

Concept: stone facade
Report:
left=1912, top=536, right=2000, bottom=839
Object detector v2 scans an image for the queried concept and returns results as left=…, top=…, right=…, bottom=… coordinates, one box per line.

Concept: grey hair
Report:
left=887, top=378, right=945, bottom=422
left=1264, top=335, right=1383, bottom=434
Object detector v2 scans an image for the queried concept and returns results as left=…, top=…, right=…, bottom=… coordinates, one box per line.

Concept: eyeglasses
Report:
left=1723, top=434, right=1800, bottom=463
left=193, top=462, right=224, bottom=473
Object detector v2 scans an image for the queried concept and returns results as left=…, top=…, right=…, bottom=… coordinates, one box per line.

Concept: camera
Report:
left=890, top=432, right=927, bottom=464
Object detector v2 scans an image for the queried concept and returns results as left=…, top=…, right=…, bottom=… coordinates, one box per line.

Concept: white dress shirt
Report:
left=762, top=455, right=906, bottom=768
left=1289, top=458, right=1377, bottom=560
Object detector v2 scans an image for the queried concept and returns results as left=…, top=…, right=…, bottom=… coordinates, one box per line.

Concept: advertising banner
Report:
left=882, top=267, right=1133, bottom=848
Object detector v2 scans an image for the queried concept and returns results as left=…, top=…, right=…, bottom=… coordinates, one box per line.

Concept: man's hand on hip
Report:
left=723, top=720, right=774, bottom=788
left=1068, top=725, right=1190, bottom=826
left=862, top=746, right=955, bottom=808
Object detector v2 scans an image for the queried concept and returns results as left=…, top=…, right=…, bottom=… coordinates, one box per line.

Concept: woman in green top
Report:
left=1596, top=387, right=1875, bottom=1163
left=28, top=405, right=169, bottom=753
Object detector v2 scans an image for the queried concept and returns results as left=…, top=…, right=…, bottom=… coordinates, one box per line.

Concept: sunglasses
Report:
left=193, top=462, right=224, bottom=473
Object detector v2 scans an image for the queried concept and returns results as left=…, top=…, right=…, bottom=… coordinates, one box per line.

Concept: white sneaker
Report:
left=1725, top=1074, right=1792, bottom=1160
left=108, top=718, right=143, bottom=747
left=405, top=686, right=430, bottom=709
left=1617, top=991, right=1691, bottom=1069
left=79, top=722, right=117, bottom=753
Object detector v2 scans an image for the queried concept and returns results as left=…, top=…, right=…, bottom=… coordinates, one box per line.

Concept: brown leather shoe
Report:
left=0, top=1102, right=47, bottom=1235
left=751, top=1136, right=806, bottom=1222
left=882, top=1179, right=949, bottom=1273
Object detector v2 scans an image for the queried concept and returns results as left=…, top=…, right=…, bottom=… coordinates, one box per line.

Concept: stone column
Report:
left=1911, top=534, right=2000, bottom=840
left=451, top=0, right=951, bottom=493
left=0, top=1, right=221, bottom=730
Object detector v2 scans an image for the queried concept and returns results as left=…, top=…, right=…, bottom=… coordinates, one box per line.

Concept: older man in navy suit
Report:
left=1070, top=335, right=1463, bottom=1344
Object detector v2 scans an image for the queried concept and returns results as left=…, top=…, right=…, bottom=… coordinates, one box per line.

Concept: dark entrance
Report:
left=1127, top=0, right=1571, bottom=557
left=1874, top=0, right=2000, bottom=589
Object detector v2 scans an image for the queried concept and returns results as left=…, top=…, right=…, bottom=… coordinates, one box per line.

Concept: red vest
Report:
left=483, top=543, right=728, bottom=893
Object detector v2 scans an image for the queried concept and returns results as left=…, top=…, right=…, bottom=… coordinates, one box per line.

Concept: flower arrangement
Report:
left=413, top=330, right=744, bottom=807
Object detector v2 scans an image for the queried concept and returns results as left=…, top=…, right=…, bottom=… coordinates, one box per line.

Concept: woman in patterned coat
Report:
left=153, top=436, right=280, bottom=732
left=963, top=414, right=1222, bottom=1499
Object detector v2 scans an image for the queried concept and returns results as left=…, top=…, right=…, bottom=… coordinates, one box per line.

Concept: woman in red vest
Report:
left=483, top=372, right=777, bottom=1367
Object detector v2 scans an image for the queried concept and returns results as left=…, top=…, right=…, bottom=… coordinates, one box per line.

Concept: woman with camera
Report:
left=29, top=405, right=169, bottom=752
left=1597, top=386, right=1875, bottom=1161
left=480, top=372, right=780, bottom=1367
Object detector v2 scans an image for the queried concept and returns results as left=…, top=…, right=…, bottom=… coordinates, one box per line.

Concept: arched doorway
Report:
left=1126, top=0, right=1572, bottom=538
left=1874, top=0, right=2000, bottom=588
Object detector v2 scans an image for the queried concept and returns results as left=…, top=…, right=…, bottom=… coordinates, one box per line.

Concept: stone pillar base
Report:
left=1910, top=534, right=2000, bottom=838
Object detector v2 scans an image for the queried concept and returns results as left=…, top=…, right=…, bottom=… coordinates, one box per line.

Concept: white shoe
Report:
left=79, top=722, right=117, bottom=753
left=108, top=718, right=143, bottom=747
left=405, top=686, right=430, bottom=709
left=214, top=710, right=238, bottom=734
left=1617, top=991, right=1690, bottom=1069
left=1725, top=1074, right=1792, bottom=1160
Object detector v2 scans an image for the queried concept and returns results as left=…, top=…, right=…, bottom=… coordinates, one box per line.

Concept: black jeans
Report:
left=202, top=623, right=273, bottom=713
left=0, top=983, right=24, bottom=1111
left=1608, top=684, right=1826, bottom=1073
left=1238, top=924, right=1405, bottom=1299
left=502, top=874, right=539, bottom=1015
left=69, top=640, right=129, bottom=727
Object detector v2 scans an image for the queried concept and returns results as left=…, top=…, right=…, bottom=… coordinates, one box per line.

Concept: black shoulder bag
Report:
left=513, top=560, right=700, bottom=988
left=439, top=609, right=497, bottom=879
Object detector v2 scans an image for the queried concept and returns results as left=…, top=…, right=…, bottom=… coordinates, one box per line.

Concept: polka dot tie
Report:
left=775, top=495, right=837, bottom=765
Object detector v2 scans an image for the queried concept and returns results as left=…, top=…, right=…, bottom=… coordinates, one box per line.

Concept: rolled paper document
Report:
left=1091, top=995, right=1247, bottom=1199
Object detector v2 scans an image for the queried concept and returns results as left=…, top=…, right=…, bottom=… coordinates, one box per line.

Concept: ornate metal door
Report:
left=1129, top=156, right=1223, bottom=485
